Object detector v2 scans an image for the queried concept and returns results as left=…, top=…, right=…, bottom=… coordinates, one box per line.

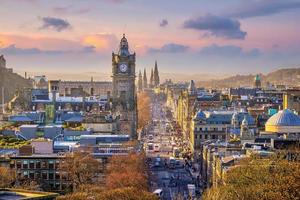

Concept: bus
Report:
left=147, top=143, right=154, bottom=152
left=154, top=144, right=160, bottom=152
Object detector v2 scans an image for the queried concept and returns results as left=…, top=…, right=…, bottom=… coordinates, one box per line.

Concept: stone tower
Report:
left=111, top=34, right=137, bottom=137
left=254, top=74, right=261, bottom=89
left=112, top=34, right=136, bottom=110
left=143, top=69, right=147, bottom=89
left=154, top=60, right=160, bottom=87
left=150, top=68, right=154, bottom=88
left=138, top=70, right=143, bottom=92
left=240, top=116, right=254, bottom=144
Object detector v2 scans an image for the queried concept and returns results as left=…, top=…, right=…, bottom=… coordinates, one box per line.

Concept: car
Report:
left=153, top=189, right=163, bottom=198
left=155, top=155, right=161, bottom=162
left=175, top=160, right=181, bottom=167
left=154, top=161, right=160, bottom=167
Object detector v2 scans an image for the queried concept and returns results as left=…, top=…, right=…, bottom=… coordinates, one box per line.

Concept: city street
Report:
left=142, top=96, right=201, bottom=200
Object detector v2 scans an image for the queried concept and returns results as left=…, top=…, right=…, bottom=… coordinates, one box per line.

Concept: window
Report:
left=16, top=161, right=22, bottom=169
left=29, top=171, right=35, bottom=179
left=49, top=172, right=54, bottom=180
left=212, top=135, right=216, bottom=139
left=55, top=172, right=60, bottom=180
left=41, top=160, right=47, bottom=169
left=49, top=160, right=54, bottom=169
left=29, top=161, right=35, bottom=169
left=205, top=135, right=208, bottom=139
left=36, top=161, right=41, bottom=169
left=10, top=160, right=15, bottom=168
left=42, top=171, right=48, bottom=180
left=55, top=160, right=60, bottom=169
left=23, top=171, right=29, bottom=178
left=35, top=172, right=41, bottom=179
left=23, top=160, right=28, bottom=169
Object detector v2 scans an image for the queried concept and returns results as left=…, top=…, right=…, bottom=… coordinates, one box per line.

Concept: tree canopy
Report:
left=137, top=92, right=151, bottom=130
left=203, top=157, right=300, bottom=200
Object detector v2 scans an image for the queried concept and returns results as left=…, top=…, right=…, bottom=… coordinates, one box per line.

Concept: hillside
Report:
left=0, top=68, right=32, bottom=103
left=196, top=68, right=300, bottom=88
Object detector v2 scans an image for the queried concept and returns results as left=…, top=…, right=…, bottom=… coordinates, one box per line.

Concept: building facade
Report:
left=112, top=34, right=137, bottom=137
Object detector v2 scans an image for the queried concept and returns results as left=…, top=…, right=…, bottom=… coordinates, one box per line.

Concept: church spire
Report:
left=138, top=70, right=143, bottom=92
left=150, top=68, right=154, bottom=88
left=143, top=69, right=147, bottom=89
left=154, top=60, right=160, bottom=87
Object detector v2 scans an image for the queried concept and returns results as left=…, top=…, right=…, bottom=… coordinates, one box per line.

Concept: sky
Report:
left=0, top=0, right=300, bottom=81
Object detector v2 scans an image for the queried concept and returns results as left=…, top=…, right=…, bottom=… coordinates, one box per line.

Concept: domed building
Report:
left=265, top=109, right=300, bottom=137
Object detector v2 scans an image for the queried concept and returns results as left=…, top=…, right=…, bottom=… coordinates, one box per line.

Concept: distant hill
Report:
left=196, top=68, right=300, bottom=88
left=0, top=68, right=32, bottom=103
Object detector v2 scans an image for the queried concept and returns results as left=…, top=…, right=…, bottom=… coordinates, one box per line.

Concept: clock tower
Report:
left=112, top=34, right=136, bottom=111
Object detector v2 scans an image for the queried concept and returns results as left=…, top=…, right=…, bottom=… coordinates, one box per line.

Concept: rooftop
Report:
left=265, top=109, right=300, bottom=127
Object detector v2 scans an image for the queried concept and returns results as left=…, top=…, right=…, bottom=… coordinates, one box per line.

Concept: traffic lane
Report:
left=150, top=164, right=194, bottom=200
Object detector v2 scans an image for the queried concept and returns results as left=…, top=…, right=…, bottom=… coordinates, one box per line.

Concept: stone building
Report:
left=58, top=79, right=112, bottom=97
left=138, top=70, right=143, bottom=92
left=264, top=109, right=300, bottom=139
left=111, top=34, right=137, bottom=137
left=143, top=69, right=148, bottom=89
left=154, top=60, right=160, bottom=87
left=283, top=89, right=300, bottom=114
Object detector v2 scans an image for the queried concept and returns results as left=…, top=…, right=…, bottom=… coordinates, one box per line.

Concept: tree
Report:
left=59, top=152, right=102, bottom=191
left=202, top=156, right=300, bottom=200
left=0, top=166, right=16, bottom=188
left=57, top=187, right=158, bottom=200
left=137, top=92, right=151, bottom=129
left=105, top=153, right=148, bottom=191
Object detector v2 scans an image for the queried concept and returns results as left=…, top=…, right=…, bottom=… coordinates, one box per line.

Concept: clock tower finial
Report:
left=119, top=34, right=129, bottom=56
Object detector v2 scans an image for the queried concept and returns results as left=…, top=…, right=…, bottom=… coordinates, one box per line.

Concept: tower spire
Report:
left=138, top=70, right=143, bottom=92
left=143, top=69, right=147, bottom=89
left=150, top=68, right=154, bottom=88
left=154, top=60, right=160, bottom=87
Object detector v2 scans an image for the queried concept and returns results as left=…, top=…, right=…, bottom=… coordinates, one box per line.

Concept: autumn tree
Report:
left=137, top=92, right=151, bottom=129
left=105, top=153, right=149, bottom=191
left=59, top=152, right=103, bottom=191
left=57, top=187, right=158, bottom=200
left=0, top=166, right=16, bottom=188
left=202, top=156, right=300, bottom=200
left=58, top=153, right=155, bottom=199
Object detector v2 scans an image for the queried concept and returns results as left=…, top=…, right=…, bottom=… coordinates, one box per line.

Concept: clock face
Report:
left=119, top=64, right=128, bottom=72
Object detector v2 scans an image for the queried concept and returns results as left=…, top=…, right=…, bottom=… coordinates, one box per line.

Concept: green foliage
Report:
left=0, top=135, right=29, bottom=148
left=202, top=157, right=300, bottom=200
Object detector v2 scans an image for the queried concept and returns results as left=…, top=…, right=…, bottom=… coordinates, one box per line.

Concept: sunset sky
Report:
left=0, top=0, right=300, bottom=80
